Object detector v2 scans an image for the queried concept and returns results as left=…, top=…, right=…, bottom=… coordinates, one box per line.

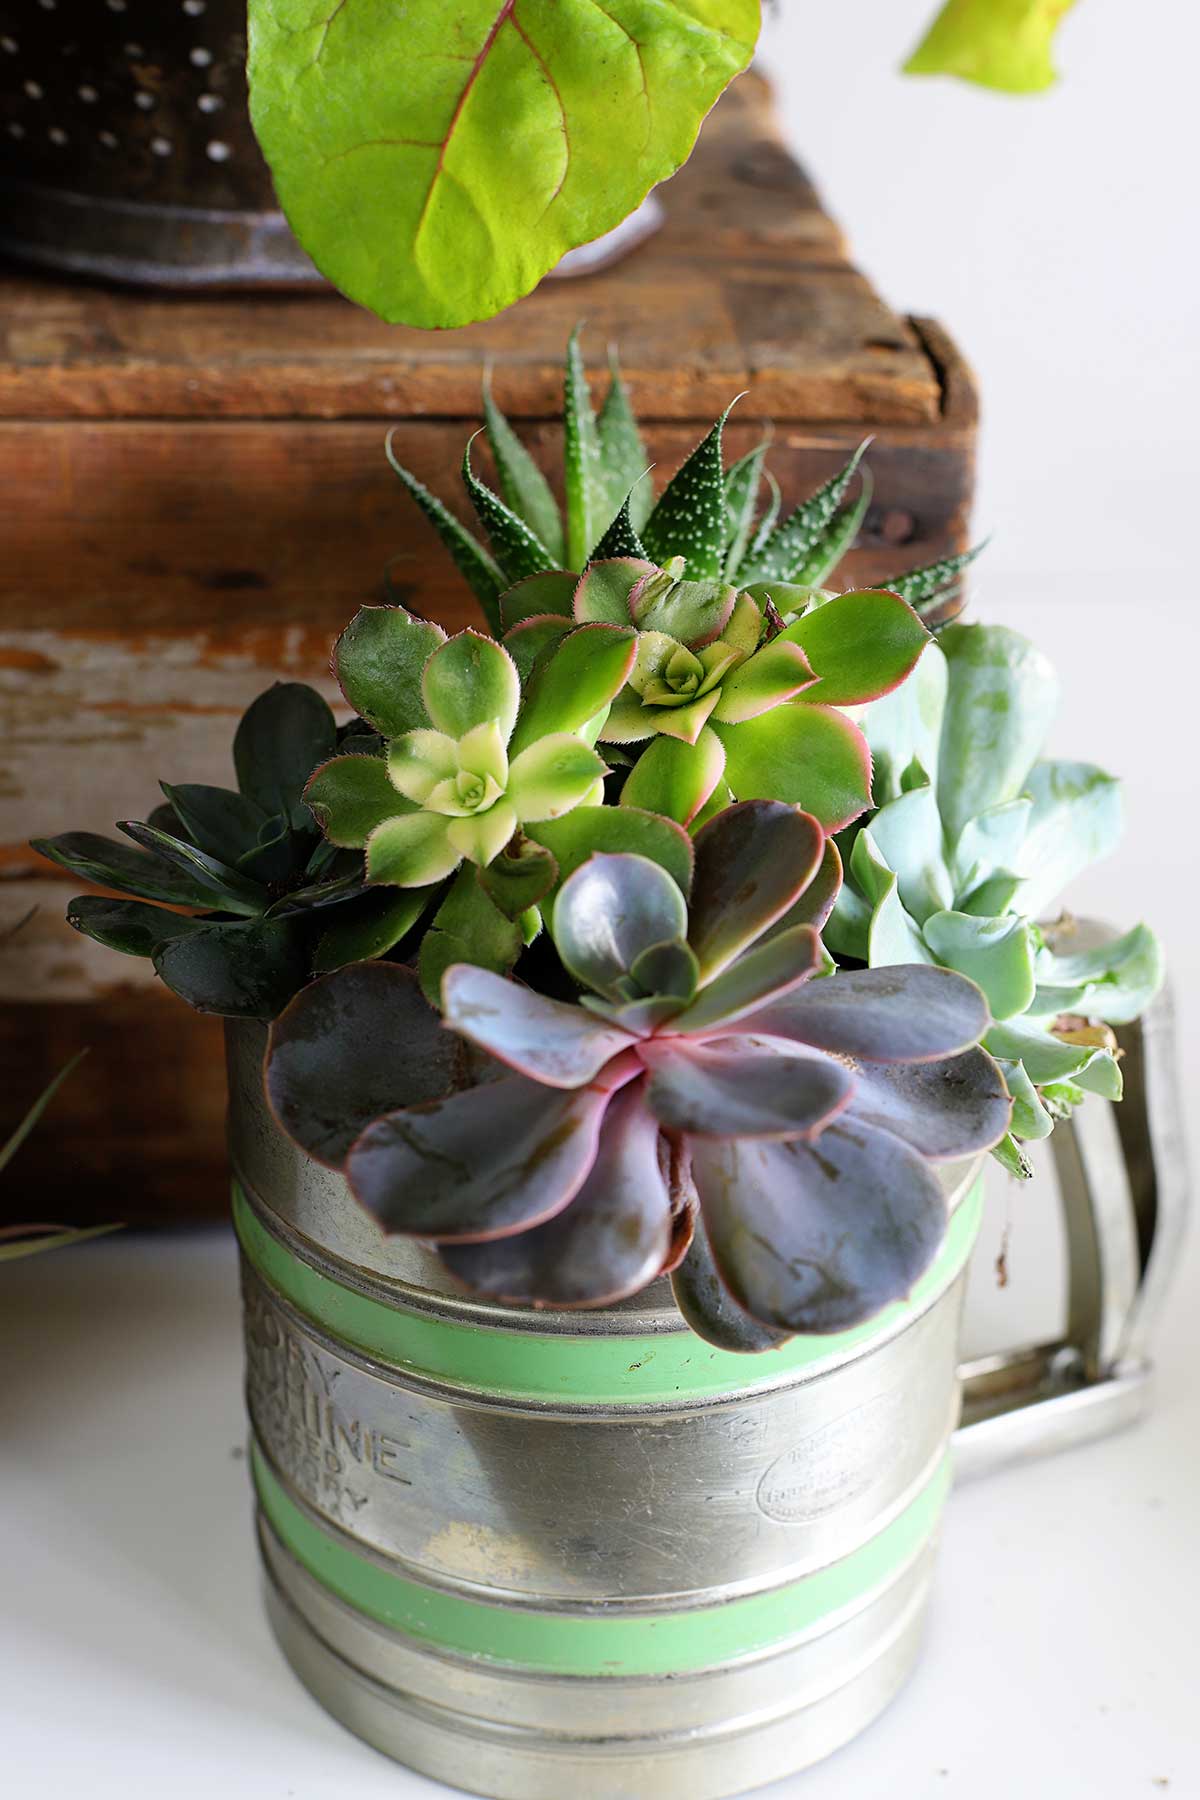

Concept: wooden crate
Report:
left=0, top=74, right=977, bottom=1225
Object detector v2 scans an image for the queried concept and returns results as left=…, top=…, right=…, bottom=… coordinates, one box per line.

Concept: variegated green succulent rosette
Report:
left=830, top=621, right=1164, bottom=1177
left=267, top=802, right=1012, bottom=1346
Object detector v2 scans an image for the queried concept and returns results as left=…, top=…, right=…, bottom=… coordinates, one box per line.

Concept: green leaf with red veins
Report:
left=640, top=1035, right=853, bottom=1139
left=597, top=351, right=653, bottom=535
left=499, top=572, right=578, bottom=631
left=745, top=963, right=990, bottom=1063
left=508, top=624, right=636, bottom=756
left=554, top=852, right=689, bottom=1000
left=776, top=590, right=929, bottom=706
left=691, top=1120, right=947, bottom=1335
left=266, top=962, right=460, bottom=1167
left=687, top=801, right=824, bottom=980
left=333, top=605, right=445, bottom=738
left=526, top=808, right=693, bottom=905
left=366, top=812, right=459, bottom=888
left=439, top=1084, right=672, bottom=1309
left=421, top=631, right=520, bottom=742
left=711, top=639, right=816, bottom=723
left=573, top=558, right=656, bottom=625
left=462, top=434, right=560, bottom=585
left=442, top=963, right=635, bottom=1088
left=347, top=1061, right=636, bottom=1241
left=642, top=408, right=732, bottom=579
left=716, top=702, right=873, bottom=832
left=385, top=439, right=504, bottom=629
left=671, top=924, right=820, bottom=1034
left=305, top=755, right=409, bottom=848
left=620, top=727, right=726, bottom=827
left=482, top=372, right=564, bottom=562
left=631, top=573, right=737, bottom=647
left=505, top=736, right=608, bottom=823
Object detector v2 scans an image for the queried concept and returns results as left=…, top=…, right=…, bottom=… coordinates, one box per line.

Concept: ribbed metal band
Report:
left=252, top=1443, right=950, bottom=1678
left=233, top=1176, right=984, bottom=1408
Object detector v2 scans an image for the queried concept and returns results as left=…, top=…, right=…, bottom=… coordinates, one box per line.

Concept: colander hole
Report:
left=134, top=91, right=156, bottom=110
left=48, top=126, right=68, bottom=144
left=189, top=47, right=213, bottom=67
left=78, top=84, right=98, bottom=102
left=23, top=79, right=44, bottom=99
left=106, top=0, right=127, bottom=11
left=123, top=42, right=144, bottom=56
left=38, top=0, right=57, bottom=9
left=151, top=135, right=172, bottom=156
left=1, top=35, right=17, bottom=52
left=183, top=0, right=207, bottom=12
left=197, top=92, right=223, bottom=113
left=98, top=130, right=118, bottom=148
left=205, top=139, right=231, bottom=162
left=6, top=120, right=24, bottom=138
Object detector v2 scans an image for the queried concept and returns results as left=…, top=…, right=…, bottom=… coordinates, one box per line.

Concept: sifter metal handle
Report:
left=953, top=982, right=1189, bottom=1481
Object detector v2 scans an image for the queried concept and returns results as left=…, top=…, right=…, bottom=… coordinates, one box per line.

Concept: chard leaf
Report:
left=737, top=442, right=869, bottom=585
left=463, top=434, right=560, bottom=586
left=904, top=0, right=1079, bottom=94
left=597, top=351, right=653, bottom=533
left=642, top=408, right=732, bottom=579
left=483, top=371, right=564, bottom=560
left=248, top=2, right=757, bottom=328
left=386, top=436, right=504, bottom=627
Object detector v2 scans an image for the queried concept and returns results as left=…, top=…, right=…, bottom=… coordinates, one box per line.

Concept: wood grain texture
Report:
left=0, top=72, right=978, bottom=1225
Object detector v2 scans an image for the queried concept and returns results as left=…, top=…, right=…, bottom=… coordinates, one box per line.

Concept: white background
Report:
left=3, top=3, right=1198, bottom=1795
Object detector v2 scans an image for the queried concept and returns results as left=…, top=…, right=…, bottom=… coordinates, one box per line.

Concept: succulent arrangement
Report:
left=36, top=332, right=1157, bottom=1349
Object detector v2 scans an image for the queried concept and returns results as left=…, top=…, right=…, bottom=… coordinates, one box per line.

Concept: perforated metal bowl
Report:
left=0, top=0, right=319, bottom=285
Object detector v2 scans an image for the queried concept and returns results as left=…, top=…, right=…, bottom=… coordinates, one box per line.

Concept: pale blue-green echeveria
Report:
left=504, top=554, right=931, bottom=833
left=831, top=621, right=1163, bottom=1176
left=267, top=803, right=1010, bottom=1346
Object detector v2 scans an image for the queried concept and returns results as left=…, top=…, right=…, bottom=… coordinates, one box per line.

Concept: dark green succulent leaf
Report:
left=788, top=466, right=874, bottom=589
left=153, top=914, right=311, bottom=1018
left=67, top=895, right=208, bottom=958
left=337, top=715, right=387, bottom=756
left=232, top=682, right=337, bottom=827
left=482, top=371, right=564, bottom=561
left=737, top=442, right=870, bottom=585
left=477, top=835, right=559, bottom=921
left=723, top=440, right=770, bottom=580
left=463, top=434, right=560, bottom=587
left=304, top=754, right=405, bottom=850
left=672, top=1209, right=794, bottom=1352
left=564, top=327, right=609, bottom=571
left=160, top=782, right=269, bottom=863
left=118, top=821, right=265, bottom=916
left=499, top=572, right=578, bottom=631
left=333, top=605, right=445, bottom=739
left=882, top=541, right=986, bottom=624
left=147, top=800, right=190, bottom=838
left=386, top=433, right=504, bottom=628
left=418, top=865, right=523, bottom=1009
left=31, top=831, right=222, bottom=908
left=266, top=961, right=462, bottom=1166
left=266, top=860, right=367, bottom=916
left=597, top=348, right=653, bottom=534
left=235, top=812, right=309, bottom=888
left=590, top=488, right=650, bottom=562
left=642, top=406, right=733, bottom=579
left=312, top=885, right=438, bottom=975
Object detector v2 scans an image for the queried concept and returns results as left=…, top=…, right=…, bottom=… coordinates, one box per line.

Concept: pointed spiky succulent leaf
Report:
left=462, top=436, right=560, bottom=586
left=385, top=432, right=504, bottom=632
left=597, top=350, right=653, bottom=535
left=267, top=802, right=1009, bottom=1344
left=736, top=442, right=870, bottom=586
left=834, top=623, right=1163, bottom=1173
left=482, top=372, right=565, bottom=563
left=564, top=326, right=609, bottom=571
left=641, top=407, right=733, bottom=578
